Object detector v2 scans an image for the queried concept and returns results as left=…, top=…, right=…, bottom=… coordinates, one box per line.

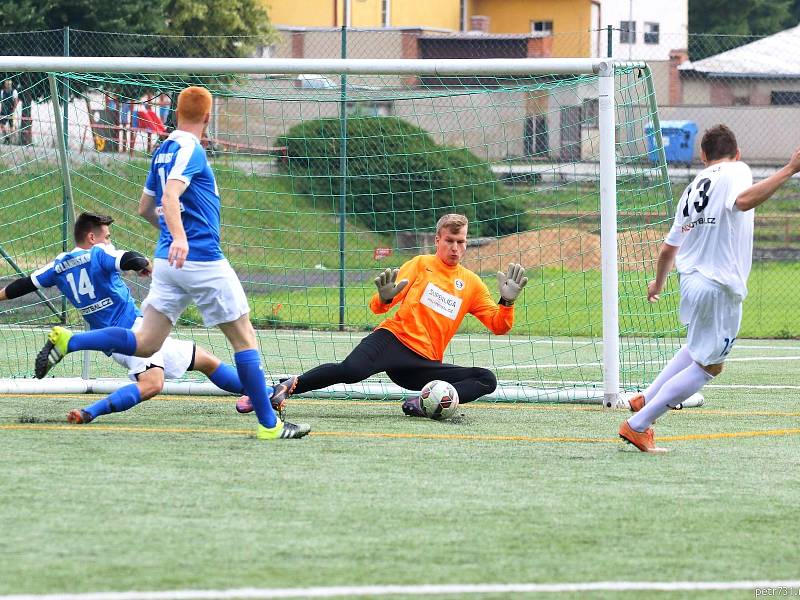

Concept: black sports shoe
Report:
left=269, top=375, right=298, bottom=419
left=402, top=396, right=426, bottom=417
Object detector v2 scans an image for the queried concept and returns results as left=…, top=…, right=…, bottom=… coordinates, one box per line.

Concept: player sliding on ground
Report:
left=238, top=213, right=528, bottom=417
left=620, top=125, right=800, bottom=452
left=2, top=212, right=261, bottom=424
left=35, top=86, right=309, bottom=440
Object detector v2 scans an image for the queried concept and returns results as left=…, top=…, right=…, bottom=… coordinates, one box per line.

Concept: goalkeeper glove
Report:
left=497, top=263, right=528, bottom=306
left=374, top=268, right=409, bottom=304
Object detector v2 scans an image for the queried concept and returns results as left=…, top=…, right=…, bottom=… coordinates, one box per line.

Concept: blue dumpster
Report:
left=645, top=120, right=698, bottom=165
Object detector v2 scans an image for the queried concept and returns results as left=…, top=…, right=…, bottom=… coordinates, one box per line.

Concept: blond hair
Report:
left=176, top=86, right=212, bottom=123
left=435, top=213, right=468, bottom=235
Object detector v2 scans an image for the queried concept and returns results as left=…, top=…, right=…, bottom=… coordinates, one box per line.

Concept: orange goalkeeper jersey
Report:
left=369, top=254, right=514, bottom=361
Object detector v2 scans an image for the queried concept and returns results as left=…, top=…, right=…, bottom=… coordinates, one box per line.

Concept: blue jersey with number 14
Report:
left=30, top=244, right=141, bottom=330
left=143, top=129, right=224, bottom=262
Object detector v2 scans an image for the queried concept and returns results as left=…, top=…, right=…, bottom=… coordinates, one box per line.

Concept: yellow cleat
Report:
left=256, top=419, right=311, bottom=440
left=35, top=326, right=73, bottom=379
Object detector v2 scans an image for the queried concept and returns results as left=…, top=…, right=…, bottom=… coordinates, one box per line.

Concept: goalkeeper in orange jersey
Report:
left=237, top=213, right=528, bottom=416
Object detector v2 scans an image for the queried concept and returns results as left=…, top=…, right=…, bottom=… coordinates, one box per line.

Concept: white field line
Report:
left=496, top=355, right=800, bottom=370
left=3, top=581, right=800, bottom=599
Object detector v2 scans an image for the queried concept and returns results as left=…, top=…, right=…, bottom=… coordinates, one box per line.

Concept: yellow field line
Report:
left=3, top=423, right=800, bottom=444
left=4, top=393, right=800, bottom=418
left=0, top=394, right=800, bottom=418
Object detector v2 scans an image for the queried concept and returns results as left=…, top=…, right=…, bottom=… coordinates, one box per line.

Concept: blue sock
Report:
left=84, top=384, right=142, bottom=419
left=208, top=362, right=245, bottom=395
left=234, top=349, right=276, bottom=428
left=67, top=327, right=137, bottom=356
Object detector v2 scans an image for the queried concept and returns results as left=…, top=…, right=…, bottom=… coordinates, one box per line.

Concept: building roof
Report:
left=678, top=24, right=800, bottom=78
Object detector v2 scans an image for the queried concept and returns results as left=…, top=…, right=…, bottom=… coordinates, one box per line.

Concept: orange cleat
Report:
left=67, top=409, right=93, bottom=424
left=619, top=420, right=669, bottom=453
left=628, top=393, right=645, bottom=412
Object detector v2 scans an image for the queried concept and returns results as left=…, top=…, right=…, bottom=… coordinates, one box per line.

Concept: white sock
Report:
left=643, top=346, right=694, bottom=403
left=628, top=361, right=713, bottom=432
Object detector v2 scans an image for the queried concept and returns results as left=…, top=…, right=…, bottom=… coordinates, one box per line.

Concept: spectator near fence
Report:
left=157, top=93, right=171, bottom=127
left=0, top=79, right=19, bottom=143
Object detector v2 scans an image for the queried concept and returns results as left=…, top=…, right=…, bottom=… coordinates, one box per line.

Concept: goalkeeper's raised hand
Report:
left=497, top=263, right=528, bottom=306
left=374, top=268, right=409, bottom=304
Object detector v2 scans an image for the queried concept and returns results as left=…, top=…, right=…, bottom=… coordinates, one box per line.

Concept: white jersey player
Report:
left=619, top=124, right=800, bottom=452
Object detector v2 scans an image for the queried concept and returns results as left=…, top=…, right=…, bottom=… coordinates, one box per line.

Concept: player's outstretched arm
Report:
left=138, top=192, right=160, bottom=230
left=736, top=147, right=800, bottom=212
left=119, top=251, right=152, bottom=277
left=496, top=263, right=528, bottom=306
left=0, top=276, right=37, bottom=301
left=162, top=179, right=190, bottom=268
left=647, top=242, right=679, bottom=302
left=374, top=268, right=409, bottom=304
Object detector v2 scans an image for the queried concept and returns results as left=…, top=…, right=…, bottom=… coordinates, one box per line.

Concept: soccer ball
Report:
left=419, top=380, right=459, bottom=420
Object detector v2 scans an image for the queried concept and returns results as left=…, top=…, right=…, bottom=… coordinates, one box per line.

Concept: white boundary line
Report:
left=3, top=581, right=800, bottom=599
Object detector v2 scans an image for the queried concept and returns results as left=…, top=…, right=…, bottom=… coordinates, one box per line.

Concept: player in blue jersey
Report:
left=2, top=212, right=256, bottom=424
left=35, top=87, right=309, bottom=440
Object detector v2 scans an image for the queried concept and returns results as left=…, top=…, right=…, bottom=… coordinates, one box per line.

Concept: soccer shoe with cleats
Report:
left=270, top=375, right=298, bottom=418
left=401, top=396, right=426, bottom=417
left=235, top=376, right=298, bottom=417
left=256, top=419, right=311, bottom=440
left=618, top=421, right=669, bottom=453
left=35, top=326, right=73, bottom=379
left=67, top=409, right=93, bottom=424
left=628, top=393, right=645, bottom=412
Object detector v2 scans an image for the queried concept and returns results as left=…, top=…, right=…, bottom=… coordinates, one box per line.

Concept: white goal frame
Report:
left=0, top=56, right=638, bottom=407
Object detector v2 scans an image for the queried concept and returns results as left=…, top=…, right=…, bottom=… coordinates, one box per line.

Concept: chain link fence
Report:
left=0, top=26, right=798, bottom=337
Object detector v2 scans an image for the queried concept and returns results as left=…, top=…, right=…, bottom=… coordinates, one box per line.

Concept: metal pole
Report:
left=642, top=65, right=673, bottom=211
left=48, top=75, right=76, bottom=320
left=338, top=25, right=348, bottom=331
left=61, top=26, right=70, bottom=324
left=598, top=61, right=620, bottom=408
left=607, top=24, right=613, bottom=58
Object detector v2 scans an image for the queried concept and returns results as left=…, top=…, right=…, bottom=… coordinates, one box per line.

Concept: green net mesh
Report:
left=0, top=64, right=681, bottom=400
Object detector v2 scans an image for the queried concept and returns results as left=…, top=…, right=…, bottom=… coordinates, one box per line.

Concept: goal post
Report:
left=0, top=56, right=681, bottom=405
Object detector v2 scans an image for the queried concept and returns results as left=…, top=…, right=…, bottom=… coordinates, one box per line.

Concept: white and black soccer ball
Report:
left=419, top=380, right=459, bottom=420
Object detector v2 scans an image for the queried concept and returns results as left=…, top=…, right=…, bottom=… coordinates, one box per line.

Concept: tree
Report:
left=158, top=0, right=273, bottom=58
left=689, top=0, right=794, bottom=59
left=0, top=0, right=274, bottom=142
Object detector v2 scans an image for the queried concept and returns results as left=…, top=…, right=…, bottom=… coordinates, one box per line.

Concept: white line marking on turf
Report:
left=3, top=581, right=800, bottom=599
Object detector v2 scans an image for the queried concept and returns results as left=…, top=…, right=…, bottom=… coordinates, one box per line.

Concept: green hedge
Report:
left=278, top=116, right=526, bottom=237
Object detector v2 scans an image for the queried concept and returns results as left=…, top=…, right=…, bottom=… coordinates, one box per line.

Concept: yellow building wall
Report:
left=264, top=0, right=461, bottom=29
left=265, top=0, right=337, bottom=27
left=473, top=0, right=593, bottom=56
left=390, top=0, right=461, bottom=30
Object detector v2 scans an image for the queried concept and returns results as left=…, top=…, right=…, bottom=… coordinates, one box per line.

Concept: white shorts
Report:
left=679, top=272, right=743, bottom=366
left=110, top=318, right=195, bottom=381
left=142, top=258, right=250, bottom=327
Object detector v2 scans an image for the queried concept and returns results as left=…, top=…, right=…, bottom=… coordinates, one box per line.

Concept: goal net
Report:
left=0, top=58, right=681, bottom=403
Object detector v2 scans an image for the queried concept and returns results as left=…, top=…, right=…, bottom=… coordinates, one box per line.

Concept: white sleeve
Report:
left=664, top=184, right=690, bottom=247
left=726, top=162, right=753, bottom=211
left=167, top=142, right=196, bottom=185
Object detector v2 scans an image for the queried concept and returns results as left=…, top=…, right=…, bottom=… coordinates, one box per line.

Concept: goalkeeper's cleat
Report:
left=67, top=409, right=93, bottom=424
left=401, top=396, right=425, bottom=418
left=628, top=393, right=645, bottom=412
left=269, top=375, right=298, bottom=419
left=235, top=395, right=253, bottom=414
left=619, top=421, right=668, bottom=453
left=235, top=375, right=298, bottom=417
left=35, top=326, right=73, bottom=379
left=256, top=419, right=311, bottom=440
